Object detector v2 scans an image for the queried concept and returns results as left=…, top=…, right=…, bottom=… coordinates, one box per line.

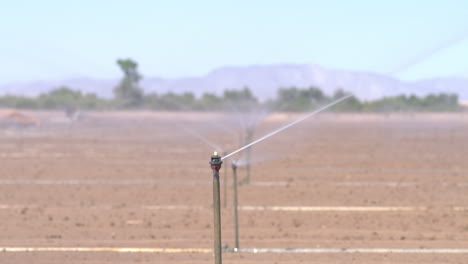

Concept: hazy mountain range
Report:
left=1, top=64, right=467, bottom=100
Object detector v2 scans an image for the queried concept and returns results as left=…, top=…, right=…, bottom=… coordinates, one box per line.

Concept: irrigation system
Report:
left=208, top=94, right=353, bottom=263
left=209, top=152, right=223, bottom=264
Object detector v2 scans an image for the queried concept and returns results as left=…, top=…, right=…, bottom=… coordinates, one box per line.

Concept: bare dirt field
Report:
left=0, top=111, right=467, bottom=263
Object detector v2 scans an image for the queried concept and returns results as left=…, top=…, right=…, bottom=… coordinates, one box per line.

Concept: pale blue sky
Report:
left=1, top=0, right=467, bottom=83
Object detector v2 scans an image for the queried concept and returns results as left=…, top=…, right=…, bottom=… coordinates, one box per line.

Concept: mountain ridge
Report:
left=1, top=64, right=467, bottom=100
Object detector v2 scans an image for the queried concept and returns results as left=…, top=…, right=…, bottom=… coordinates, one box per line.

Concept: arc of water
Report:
left=169, top=119, right=223, bottom=151
left=388, top=29, right=468, bottom=75
left=222, top=95, right=353, bottom=160
left=183, top=125, right=223, bottom=151
left=163, top=96, right=239, bottom=138
left=225, top=100, right=248, bottom=132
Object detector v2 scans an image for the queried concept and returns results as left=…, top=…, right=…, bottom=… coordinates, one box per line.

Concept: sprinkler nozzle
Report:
left=210, top=151, right=223, bottom=172
left=232, top=160, right=238, bottom=170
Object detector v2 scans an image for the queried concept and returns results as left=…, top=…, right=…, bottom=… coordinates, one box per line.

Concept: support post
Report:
left=232, top=161, right=240, bottom=250
left=223, top=151, right=228, bottom=208
left=209, top=152, right=223, bottom=264
left=243, top=128, right=254, bottom=184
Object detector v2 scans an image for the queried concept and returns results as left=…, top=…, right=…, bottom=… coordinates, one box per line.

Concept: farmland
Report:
left=0, top=111, right=467, bottom=263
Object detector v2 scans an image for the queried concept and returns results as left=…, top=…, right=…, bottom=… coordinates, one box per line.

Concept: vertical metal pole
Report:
left=244, top=128, right=254, bottom=184
left=223, top=151, right=228, bottom=208
left=213, top=170, right=222, bottom=264
left=245, top=150, right=251, bottom=184
left=210, top=152, right=223, bottom=264
left=232, top=162, right=239, bottom=250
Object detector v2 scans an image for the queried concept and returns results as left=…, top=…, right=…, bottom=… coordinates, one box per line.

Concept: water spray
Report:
left=222, top=95, right=353, bottom=160
left=209, top=152, right=223, bottom=264
left=242, top=126, right=255, bottom=184
left=388, top=28, right=468, bottom=75
left=228, top=101, right=274, bottom=184
left=175, top=122, right=223, bottom=151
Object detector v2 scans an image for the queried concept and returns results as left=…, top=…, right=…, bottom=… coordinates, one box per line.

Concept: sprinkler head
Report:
left=209, top=151, right=223, bottom=172
left=231, top=160, right=238, bottom=170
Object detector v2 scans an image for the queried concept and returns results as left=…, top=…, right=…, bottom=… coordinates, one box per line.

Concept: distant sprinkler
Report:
left=209, top=151, right=223, bottom=264
left=241, top=127, right=255, bottom=185
left=231, top=160, right=240, bottom=251
left=223, top=151, right=228, bottom=208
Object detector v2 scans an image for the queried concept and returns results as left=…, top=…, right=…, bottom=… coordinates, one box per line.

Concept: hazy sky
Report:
left=1, top=0, right=467, bottom=83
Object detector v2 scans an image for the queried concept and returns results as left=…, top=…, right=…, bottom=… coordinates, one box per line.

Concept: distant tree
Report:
left=0, top=95, right=38, bottom=109
left=275, top=86, right=329, bottom=111
left=362, top=93, right=459, bottom=112
left=36, top=87, right=105, bottom=110
left=305, top=86, right=326, bottom=102
left=223, top=87, right=257, bottom=102
left=330, top=89, right=362, bottom=112
left=276, top=87, right=304, bottom=111
left=157, top=92, right=197, bottom=111
left=0, top=83, right=460, bottom=113
left=143, top=93, right=159, bottom=109
left=38, top=87, right=82, bottom=109
left=198, top=92, right=223, bottom=110
left=223, top=86, right=258, bottom=111
left=113, top=58, right=144, bottom=108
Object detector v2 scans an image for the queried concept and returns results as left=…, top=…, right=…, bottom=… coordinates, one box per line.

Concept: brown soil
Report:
left=0, top=112, right=467, bottom=263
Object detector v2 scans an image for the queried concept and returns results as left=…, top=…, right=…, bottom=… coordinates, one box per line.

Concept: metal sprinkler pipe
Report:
left=209, top=152, right=223, bottom=264
left=243, top=127, right=255, bottom=184
left=223, top=151, right=228, bottom=208
left=232, top=160, right=240, bottom=251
